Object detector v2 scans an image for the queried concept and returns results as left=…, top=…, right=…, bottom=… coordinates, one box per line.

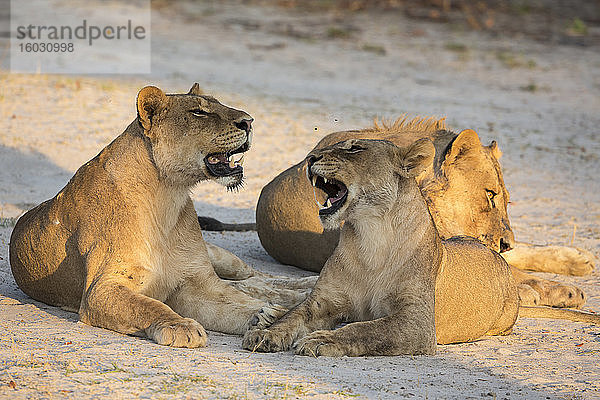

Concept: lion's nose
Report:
left=499, top=232, right=515, bottom=252
left=498, top=219, right=515, bottom=253
left=234, top=118, right=253, bottom=134
left=499, top=238, right=512, bottom=252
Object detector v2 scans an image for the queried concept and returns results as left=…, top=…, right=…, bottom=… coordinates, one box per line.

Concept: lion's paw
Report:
left=543, top=282, right=586, bottom=309
left=517, top=284, right=542, bottom=306
left=552, top=246, right=596, bottom=276
left=146, top=317, right=207, bottom=348
left=294, top=330, right=346, bottom=357
left=242, top=328, right=293, bottom=353
left=247, top=304, right=288, bottom=330
left=520, top=279, right=586, bottom=309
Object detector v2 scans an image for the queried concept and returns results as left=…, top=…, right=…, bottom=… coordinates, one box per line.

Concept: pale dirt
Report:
left=0, top=1, right=599, bottom=399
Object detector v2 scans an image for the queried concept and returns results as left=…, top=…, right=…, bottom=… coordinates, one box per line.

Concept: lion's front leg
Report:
left=242, top=293, right=343, bottom=353
left=165, top=274, right=287, bottom=335
left=295, top=312, right=436, bottom=357
left=502, top=242, right=595, bottom=276
left=80, top=278, right=207, bottom=348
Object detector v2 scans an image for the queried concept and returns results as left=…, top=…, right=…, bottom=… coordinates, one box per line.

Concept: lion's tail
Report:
left=198, top=216, right=256, bottom=232
left=519, top=306, right=600, bottom=325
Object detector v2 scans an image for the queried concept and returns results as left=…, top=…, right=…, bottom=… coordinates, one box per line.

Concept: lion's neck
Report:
left=342, top=179, right=442, bottom=272
left=107, top=121, right=191, bottom=230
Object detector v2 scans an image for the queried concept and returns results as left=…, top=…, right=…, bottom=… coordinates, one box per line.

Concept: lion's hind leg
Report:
left=510, top=266, right=586, bottom=309
left=165, top=273, right=287, bottom=336
left=230, top=277, right=311, bottom=309
left=484, top=291, right=519, bottom=337
left=206, top=242, right=318, bottom=308
left=205, top=242, right=257, bottom=280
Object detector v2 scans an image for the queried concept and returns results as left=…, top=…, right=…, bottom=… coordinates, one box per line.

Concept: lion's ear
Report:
left=397, top=138, right=435, bottom=178
left=489, top=140, right=502, bottom=160
left=443, top=129, right=482, bottom=165
left=137, top=86, right=167, bottom=132
left=188, top=83, right=202, bottom=96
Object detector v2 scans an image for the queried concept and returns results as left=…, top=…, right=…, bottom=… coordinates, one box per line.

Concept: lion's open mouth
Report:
left=307, top=167, right=348, bottom=216
left=204, top=141, right=249, bottom=177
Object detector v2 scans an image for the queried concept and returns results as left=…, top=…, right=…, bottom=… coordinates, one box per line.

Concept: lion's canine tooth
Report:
left=237, top=154, right=245, bottom=166
left=326, top=199, right=332, bottom=208
left=323, top=177, right=328, bottom=184
left=312, top=186, right=323, bottom=209
left=312, top=175, right=317, bottom=187
left=229, top=159, right=236, bottom=169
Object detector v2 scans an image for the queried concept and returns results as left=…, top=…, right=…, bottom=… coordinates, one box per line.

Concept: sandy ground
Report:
left=1, top=1, right=600, bottom=398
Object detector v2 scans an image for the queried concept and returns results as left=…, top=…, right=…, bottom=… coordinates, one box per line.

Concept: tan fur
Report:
left=9, top=84, right=286, bottom=348
left=255, top=117, right=592, bottom=309
left=244, top=139, right=519, bottom=356
left=244, top=139, right=600, bottom=357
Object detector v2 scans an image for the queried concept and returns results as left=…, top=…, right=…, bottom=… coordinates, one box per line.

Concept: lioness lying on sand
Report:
left=243, top=139, right=600, bottom=357
left=9, top=84, right=289, bottom=347
left=252, top=118, right=594, bottom=309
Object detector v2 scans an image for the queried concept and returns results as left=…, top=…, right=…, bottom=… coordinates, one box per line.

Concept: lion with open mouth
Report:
left=243, top=138, right=600, bottom=357
left=9, top=84, right=287, bottom=347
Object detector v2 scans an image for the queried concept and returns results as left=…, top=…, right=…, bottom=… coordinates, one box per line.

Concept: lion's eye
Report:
left=486, top=189, right=497, bottom=208
left=346, top=144, right=365, bottom=154
left=190, top=109, right=209, bottom=117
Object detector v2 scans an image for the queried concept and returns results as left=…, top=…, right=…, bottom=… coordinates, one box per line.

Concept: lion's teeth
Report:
left=326, top=199, right=332, bottom=208
left=323, top=177, right=328, bottom=184
left=229, top=159, right=236, bottom=169
left=312, top=175, right=317, bottom=187
left=237, top=154, right=244, bottom=166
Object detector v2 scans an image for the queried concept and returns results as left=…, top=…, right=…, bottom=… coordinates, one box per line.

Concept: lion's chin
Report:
left=214, top=175, right=244, bottom=191
left=319, top=210, right=345, bottom=231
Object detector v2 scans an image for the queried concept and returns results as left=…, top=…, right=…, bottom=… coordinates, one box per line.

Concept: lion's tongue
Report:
left=330, top=186, right=348, bottom=203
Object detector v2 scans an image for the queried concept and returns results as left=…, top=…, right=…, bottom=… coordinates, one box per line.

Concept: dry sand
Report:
left=0, top=1, right=599, bottom=398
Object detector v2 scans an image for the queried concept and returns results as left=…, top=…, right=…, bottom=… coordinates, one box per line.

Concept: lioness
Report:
left=253, top=118, right=593, bottom=308
left=243, top=139, right=600, bottom=357
left=9, top=84, right=287, bottom=348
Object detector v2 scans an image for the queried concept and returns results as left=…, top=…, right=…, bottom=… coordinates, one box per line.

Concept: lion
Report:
left=252, top=117, right=594, bottom=309
left=243, top=139, right=600, bottom=357
left=9, top=84, right=290, bottom=348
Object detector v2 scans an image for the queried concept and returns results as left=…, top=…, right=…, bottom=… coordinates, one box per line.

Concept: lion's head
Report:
left=136, top=83, right=254, bottom=189
left=308, top=118, right=514, bottom=253
left=306, top=138, right=434, bottom=230
left=421, top=128, right=514, bottom=253
left=256, top=117, right=515, bottom=271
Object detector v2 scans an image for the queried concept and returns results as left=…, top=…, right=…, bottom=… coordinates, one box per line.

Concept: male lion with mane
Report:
left=9, top=84, right=289, bottom=347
